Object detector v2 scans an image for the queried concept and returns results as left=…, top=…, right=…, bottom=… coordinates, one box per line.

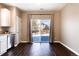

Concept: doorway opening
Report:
left=31, top=19, right=50, bottom=43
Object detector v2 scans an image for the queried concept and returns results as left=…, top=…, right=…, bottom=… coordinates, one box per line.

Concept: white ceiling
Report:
left=12, top=3, right=66, bottom=11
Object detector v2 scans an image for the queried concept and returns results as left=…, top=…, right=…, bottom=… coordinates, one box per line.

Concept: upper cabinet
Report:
left=0, top=8, right=10, bottom=26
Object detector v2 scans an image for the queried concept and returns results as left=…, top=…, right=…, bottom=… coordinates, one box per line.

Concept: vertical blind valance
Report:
left=30, top=15, right=52, bottom=19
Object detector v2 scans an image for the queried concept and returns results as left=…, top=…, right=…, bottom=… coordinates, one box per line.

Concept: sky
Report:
left=40, top=20, right=50, bottom=26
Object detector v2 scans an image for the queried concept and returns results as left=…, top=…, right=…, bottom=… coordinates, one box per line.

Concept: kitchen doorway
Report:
left=31, top=19, right=50, bottom=43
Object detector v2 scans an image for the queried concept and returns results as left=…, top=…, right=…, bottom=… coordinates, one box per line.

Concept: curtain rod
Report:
left=28, top=14, right=53, bottom=15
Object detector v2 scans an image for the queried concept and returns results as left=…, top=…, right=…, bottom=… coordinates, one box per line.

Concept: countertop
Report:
left=0, top=33, right=16, bottom=36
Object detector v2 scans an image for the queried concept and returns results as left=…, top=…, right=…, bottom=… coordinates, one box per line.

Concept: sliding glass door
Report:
left=31, top=19, right=50, bottom=43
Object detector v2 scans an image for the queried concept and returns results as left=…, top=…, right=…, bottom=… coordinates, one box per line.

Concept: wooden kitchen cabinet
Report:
left=0, top=35, right=7, bottom=55
left=0, top=8, right=10, bottom=26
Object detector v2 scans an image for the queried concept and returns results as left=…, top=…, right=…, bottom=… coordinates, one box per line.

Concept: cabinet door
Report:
left=14, top=16, right=21, bottom=46
left=7, top=35, right=11, bottom=49
left=0, top=36, right=7, bottom=55
left=0, top=8, right=10, bottom=26
left=15, top=33, right=20, bottom=46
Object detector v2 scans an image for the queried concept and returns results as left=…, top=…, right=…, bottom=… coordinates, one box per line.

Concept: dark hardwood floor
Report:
left=2, top=43, right=77, bottom=56
left=53, top=43, right=77, bottom=56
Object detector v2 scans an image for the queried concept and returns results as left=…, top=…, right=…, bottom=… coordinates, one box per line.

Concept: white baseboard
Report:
left=20, top=41, right=29, bottom=43
left=59, top=41, right=79, bottom=56
left=53, top=41, right=60, bottom=43
left=14, top=43, right=20, bottom=47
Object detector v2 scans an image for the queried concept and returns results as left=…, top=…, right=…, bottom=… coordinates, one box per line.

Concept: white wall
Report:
left=61, top=4, right=79, bottom=54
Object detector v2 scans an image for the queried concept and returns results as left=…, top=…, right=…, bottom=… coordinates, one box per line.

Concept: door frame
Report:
left=28, top=14, right=54, bottom=43
left=30, top=17, right=51, bottom=43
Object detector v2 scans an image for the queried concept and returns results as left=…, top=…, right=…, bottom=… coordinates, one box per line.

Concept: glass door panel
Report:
left=40, top=20, right=50, bottom=42
left=31, top=19, right=41, bottom=42
left=31, top=19, right=50, bottom=43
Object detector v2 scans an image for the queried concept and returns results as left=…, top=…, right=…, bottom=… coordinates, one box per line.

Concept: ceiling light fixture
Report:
left=40, top=8, right=44, bottom=10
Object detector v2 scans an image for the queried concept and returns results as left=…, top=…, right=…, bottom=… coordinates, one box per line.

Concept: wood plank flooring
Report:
left=2, top=43, right=77, bottom=56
